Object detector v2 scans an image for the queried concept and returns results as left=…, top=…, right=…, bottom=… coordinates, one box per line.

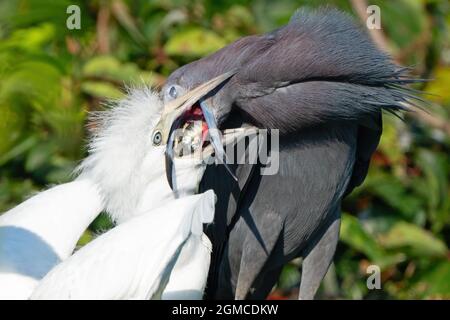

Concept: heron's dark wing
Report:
left=200, top=161, right=256, bottom=240
left=207, top=124, right=359, bottom=299
left=345, top=115, right=382, bottom=196
left=233, top=80, right=403, bottom=133
left=231, top=81, right=386, bottom=196
left=200, top=159, right=257, bottom=297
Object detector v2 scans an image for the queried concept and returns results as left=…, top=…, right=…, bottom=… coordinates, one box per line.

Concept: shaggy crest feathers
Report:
left=165, top=7, right=425, bottom=135
left=77, top=87, right=167, bottom=223
left=233, top=7, right=424, bottom=133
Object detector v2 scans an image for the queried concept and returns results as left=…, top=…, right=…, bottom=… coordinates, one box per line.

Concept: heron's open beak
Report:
left=153, top=71, right=238, bottom=182
left=152, top=71, right=236, bottom=147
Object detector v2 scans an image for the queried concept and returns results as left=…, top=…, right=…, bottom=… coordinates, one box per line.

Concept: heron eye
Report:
left=168, top=86, right=178, bottom=99
left=152, top=131, right=162, bottom=146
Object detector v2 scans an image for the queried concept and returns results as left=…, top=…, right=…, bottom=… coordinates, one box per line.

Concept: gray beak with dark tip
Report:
left=199, top=100, right=237, bottom=180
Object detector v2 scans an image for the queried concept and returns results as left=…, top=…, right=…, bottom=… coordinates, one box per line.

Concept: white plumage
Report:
left=31, top=191, right=214, bottom=300
left=77, top=88, right=169, bottom=223
left=0, top=179, right=103, bottom=299
left=77, top=87, right=208, bottom=219
left=0, top=87, right=215, bottom=300
left=162, top=233, right=212, bottom=300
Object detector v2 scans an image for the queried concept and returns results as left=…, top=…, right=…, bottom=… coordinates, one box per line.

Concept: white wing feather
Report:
left=31, top=190, right=215, bottom=300
left=0, top=179, right=103, bottom=299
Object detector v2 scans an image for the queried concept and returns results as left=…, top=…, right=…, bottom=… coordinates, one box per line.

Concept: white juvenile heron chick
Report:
left=78, top=74, right=237, bottom=223
left=30, top=76, right=247, bottom=300
left=1, top=74, right=253, bottom=300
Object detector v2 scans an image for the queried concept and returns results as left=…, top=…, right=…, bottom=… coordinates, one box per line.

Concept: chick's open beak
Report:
left=165, top=127, right=260, bottom=192
left=152, top=71, right=236, bottom=148
left=153, top=71, right=238, bottom=185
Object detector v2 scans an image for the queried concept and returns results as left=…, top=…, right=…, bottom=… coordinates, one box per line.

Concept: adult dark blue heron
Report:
left=157, top=8, right=422, bottom=299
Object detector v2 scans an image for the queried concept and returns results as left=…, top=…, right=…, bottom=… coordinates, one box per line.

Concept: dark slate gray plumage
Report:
left=163, top=7, right=421, bottom=299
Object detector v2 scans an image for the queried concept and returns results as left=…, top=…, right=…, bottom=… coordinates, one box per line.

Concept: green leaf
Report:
left=379, top=221, right=448, bottom=258
left=0, top=136, right=38, bottom=166
left=89, top=212, right=114, bottom=233
left=373, top=0, right=427, bottom=54
left=81, top=81, right=124, bottom=100
left=414, top=149, right=450, bottom=232
left=0, top=23, right=55, bottom=51
left=1, top=60, right=62, bottom=104
left=82, top=56, right=137, bottom=82
left=76, top=230, right=93, bottom=247
left=395, top=261, right=450, bottom=299
left=426, top=67, right=450, bottom=105
left=278, top=263, right=300, bottom=290
left=24, top=142, right=55, bottom=172
left=82, top=56, right=160, bottom=87
left=411, top=261, right=450, bottom=299
left=0, top=103, right=26, bottom=157
left=365, top=171, right=424, bottom=221
left=378, top=116, right=405, bottom=165
left=340, top=214, right=403, bottom=268
left=164, top=27, right=227, bottom=57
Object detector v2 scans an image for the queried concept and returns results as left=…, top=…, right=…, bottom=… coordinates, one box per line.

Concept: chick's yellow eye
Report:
left=152, top=131, right=162, bottom=146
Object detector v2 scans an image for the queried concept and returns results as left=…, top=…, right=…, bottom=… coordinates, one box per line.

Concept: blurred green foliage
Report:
left=0, top=0, right=449, bottom=299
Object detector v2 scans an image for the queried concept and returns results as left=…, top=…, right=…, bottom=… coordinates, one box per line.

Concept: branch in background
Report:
left=97, top=2, right=111, bottom=54
left=350, top=0, right=450, bottom=137
left=111, top=0, right=146, bottom=46
left=395, top=28, right=431, bottom=65
left=349, top=0, right=390, bottom=52
left=65, top=36, right=80, bottom=55
left=82, top=75, right=123, bottom=87
left=412, top=108, right=450, bottom=137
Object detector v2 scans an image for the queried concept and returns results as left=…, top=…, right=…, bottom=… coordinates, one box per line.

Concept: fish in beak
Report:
left=166, top=126, right=260, bottom=194
left=152, top=71, right=244, bottom=187
left=151, top=71, right=236, bottom=148
left=153, top=71, right=255, bottom=189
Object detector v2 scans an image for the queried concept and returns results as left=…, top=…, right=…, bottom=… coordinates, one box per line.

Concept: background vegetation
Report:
left=0, top=0, right=449, bottom=299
